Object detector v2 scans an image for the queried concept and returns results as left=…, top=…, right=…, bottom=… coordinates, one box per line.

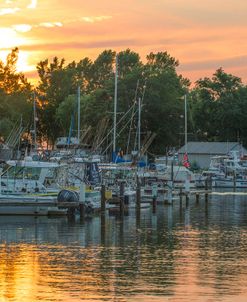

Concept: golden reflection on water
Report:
left=0, top=245, right=38, bottom=302
left=0, top=193, right=247, bottom=302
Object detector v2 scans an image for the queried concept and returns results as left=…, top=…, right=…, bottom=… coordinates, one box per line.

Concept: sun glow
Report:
left=0, top=50, right=35, bottom=73
left=0, top=25, right=35, bottom=73
left=0, top=28, right=27, bottom=48
left=16, top=51, right=34, bottom=72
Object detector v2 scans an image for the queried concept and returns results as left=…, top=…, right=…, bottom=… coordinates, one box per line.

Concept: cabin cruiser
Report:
left=0, top=156, right=103, bottom=215
left=0, top=156, right=61, bottom=194
left=196, top=151, right=247, bottom=188
left=0, top=156, right=66, bottom=215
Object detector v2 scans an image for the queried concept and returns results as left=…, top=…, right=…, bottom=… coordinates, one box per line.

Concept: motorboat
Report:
left=0, top=156, right=66, bottom=215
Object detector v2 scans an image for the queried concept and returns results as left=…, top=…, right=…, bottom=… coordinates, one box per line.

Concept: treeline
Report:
left=1, top=47, right=247, bottom=154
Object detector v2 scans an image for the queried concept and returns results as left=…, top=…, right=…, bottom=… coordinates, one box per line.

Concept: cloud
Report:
left=27, top=0, right=37, bottom=9
left=13, top=24, right=32, bottom=33
left=39, top=22, right=63, bottom=28
left=80, top=16, right=112, bottom=23
left=9, top=21, right=63, bottom=34
left=0, top=7, right=20, bottom=15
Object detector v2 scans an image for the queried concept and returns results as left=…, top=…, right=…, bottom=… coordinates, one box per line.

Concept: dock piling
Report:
left=101, top=185, right=106, bottom=213
left=79, top=203, right=85, bottom=217
left=136, top=178, right=141, bottom=213
left=152, top=184, right=157, bottom=213
left=205, top=178, right=209, bottom=202
left=185, top=194, right=189, bottom=207
left=119, top=182, right=125, bottom=216
left=196, top=193, right=199, bottom=204
left=179, top=187, right=183, bottom=205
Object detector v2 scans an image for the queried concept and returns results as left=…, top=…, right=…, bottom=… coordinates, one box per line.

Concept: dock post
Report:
left=119, top=181, right=125, bottom=216
left=0, top=168, right=2, bottom=195
left=79, top=182, right=86, bottom=218
left=167, top=181, right=173, bottom=205
left=152, top=184, right=157, bottom=213
left=136, top=177, right=141, bottom=214
left=205, top=178, right=208, bottom=202
left=101, top=184, right=106, bottom=213
left=196, top=193, right=199, bottom=204
left=79, top=203, right=85, bottom=217
left=185, top=194, right=189, bottom=207
left=152, top=196, right=157, bottom=213
left=179, top=187, right=183, bottom=205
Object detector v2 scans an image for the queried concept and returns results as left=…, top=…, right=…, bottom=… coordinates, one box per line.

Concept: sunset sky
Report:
left=1, top=0, right=247, bottom=85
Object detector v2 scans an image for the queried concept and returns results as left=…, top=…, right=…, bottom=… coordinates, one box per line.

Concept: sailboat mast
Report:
left=77, top=85, right=80, bottom=145
left=184, top=94, right=187, bottom=154
left=113, top=54, right=118, bottom=154
left=33, top=91, right=37, bottom=151
left=138, top=97, right=141, bottom=158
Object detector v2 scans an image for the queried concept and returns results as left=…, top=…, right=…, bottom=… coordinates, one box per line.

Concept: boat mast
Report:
left=33, top=91, right=37, bottom=152
left=138, top=96, right=141, bottom=159
left=113, top=54, right=118, bottom=155
left=184, top=94, right=187, bottom=154
left=77, top=85, right=80, bottom=146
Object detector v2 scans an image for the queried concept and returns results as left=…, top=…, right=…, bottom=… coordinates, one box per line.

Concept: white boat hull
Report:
left=196, top=178, right=247, bottom=188
left=0, top=194, right=67, bottom=215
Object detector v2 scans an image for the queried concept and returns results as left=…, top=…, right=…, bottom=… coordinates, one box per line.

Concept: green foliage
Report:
left=34, top=49, right=188, bottom=150
left=0, top=48, right=32, bottom=140
left=4, top=47, right=247, bottom=155
left=0, top=117, right=13, bottom=138
left=190, top=68, right=247, bottom=144
left=56, top=94, right=78, bottom=134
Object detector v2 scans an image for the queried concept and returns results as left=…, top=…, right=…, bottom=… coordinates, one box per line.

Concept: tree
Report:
left=190, top=68, right=247, bottom=143
left=0, top=48, right=32, bottom=140
left=140, top=52, right=188, bottom=153
left=35, top=50, right=188, bottom=152
left=36, top=57, right=76, bottom=146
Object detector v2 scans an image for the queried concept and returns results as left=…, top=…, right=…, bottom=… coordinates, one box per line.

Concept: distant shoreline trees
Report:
left=1, top=47, right=247, bottom=154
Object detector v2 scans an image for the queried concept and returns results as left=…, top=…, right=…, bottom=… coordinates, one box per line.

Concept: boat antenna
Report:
left=113, top=54, right=118, bottom=156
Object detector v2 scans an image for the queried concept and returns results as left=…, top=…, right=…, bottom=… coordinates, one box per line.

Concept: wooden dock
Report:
left=0, top=183, right=213, bottom=217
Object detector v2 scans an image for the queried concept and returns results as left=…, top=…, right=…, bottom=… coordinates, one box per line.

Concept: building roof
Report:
left=178, top=142, right=247, bottom=155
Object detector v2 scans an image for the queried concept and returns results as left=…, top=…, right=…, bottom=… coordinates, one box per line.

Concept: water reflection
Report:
left=0, top=192, right=247, bottom=301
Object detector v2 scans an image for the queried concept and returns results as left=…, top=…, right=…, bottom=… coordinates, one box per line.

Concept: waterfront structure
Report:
left=178, top=141, right=247, bottom=169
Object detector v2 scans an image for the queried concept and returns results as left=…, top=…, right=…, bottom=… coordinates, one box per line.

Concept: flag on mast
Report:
left=182, top=152, right=190, bottom=168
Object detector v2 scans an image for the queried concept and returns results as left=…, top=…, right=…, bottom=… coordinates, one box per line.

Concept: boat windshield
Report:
left=2, top=166, right=41, bottom=180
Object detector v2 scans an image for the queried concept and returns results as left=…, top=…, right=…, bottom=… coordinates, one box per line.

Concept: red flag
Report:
left=182, top=153, right=190, bottom=168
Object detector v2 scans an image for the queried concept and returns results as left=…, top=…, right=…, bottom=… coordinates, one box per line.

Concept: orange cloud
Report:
left=1, top=0, right=247, bottom=85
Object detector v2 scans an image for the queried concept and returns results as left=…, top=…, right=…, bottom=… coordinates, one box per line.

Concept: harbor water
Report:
left=1, top=192, right=247, bottom=301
